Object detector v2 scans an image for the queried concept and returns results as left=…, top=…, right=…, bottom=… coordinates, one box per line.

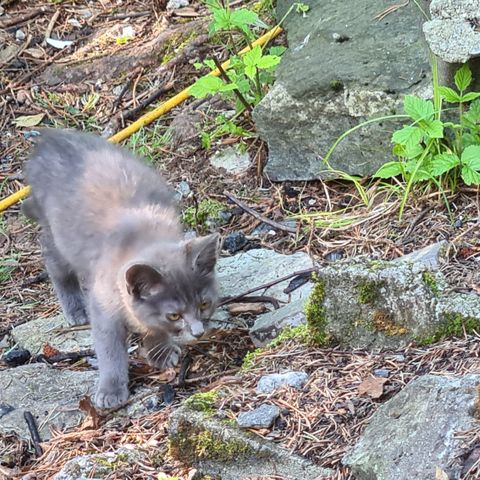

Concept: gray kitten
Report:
left=23, top=129, right=221, bottom=409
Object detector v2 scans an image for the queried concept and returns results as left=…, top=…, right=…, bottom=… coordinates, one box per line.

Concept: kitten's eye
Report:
left=199, top=301, right=211, bottom=311
left=167, top=313, right=181, bottom=321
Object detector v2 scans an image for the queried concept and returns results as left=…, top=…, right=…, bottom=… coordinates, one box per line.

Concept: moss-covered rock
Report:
left=307, top=259, right=443, bottom=350
left=168, top=406, right=332, bottom=480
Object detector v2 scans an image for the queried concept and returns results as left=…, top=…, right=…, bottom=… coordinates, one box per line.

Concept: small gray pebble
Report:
left=166, top=0, right=189, bottom=10
left=237, top=404, right=280, bottom=429
left=374, top=368, right=390, bottom=378
left=15, top=29, right=26, bottom=41
left=256, top=371, right=309, bottom=394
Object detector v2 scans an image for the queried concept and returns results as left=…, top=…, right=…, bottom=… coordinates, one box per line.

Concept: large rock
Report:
left=10, top=314, right=92, bottom=355
left=313, top=260, right=439, bottom=349
left=169, top=405, right=332, bottom=479
left=0, top=363, right=96, bottom=440
left=254, top=0, right=430, bottom=181
left=309, top=256, right=480, bottom=350
left=343, top=374, right=480, bottom=479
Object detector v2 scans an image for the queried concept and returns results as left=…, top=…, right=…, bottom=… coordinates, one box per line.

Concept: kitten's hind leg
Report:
left=21, top=197, right=41, bottom=222
left=41, top=230, right=88, bottom=325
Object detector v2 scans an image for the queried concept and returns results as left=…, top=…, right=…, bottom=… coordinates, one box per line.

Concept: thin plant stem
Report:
left=212, top=56, right=252, bottom=112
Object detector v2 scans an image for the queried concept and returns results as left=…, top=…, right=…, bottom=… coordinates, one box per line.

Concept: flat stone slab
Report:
left=0, top=363, right=96, bottom=440
left=343, top=374, right=480, bottom=479
left=209, top=145, right=251, bottom=175
left=169, top=405, right=332, bottom=479
left=254, top=0, right=430, bottom=181
left=217, top=249, right=313, bottom=303
left=10, top=315, right=92, bottom=355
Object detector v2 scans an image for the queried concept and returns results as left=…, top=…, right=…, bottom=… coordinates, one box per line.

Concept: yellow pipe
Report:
left=0, top=25, right=283, bottom=212
left=0, top=186, right=31, bottom=211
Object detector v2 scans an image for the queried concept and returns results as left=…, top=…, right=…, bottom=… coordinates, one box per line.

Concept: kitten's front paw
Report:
left=66, top=306, right=89, bottom=326
left=147, top=345, right=182, bottom=370
left=95, top=384, right=129, bottom=409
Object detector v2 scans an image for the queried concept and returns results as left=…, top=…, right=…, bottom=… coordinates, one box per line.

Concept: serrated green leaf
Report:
left=392, top=126, right=423, bottom=145
left=236, top=77, right=251, bottom=93
left=461, top=166, right=480, bottom=185
left=460, top=92, right=480, bottom=103
left=204, top=59, right=216, bottom=70
left=431, top=153, right=460, bottom=176
left=243, top=45, right=262, bottom=66
left=403, top=95, right=434, bottom=122
left=438, top=86, right=461, bottom=103
left=231, top=8, right=258, bottom=32
left=244, top=64, right=256, bottom=80
left=393, top=143, right=406, bottom=157
left=373, top=161, right=403, bottom=179
left=461, top=145, right=480, bottom=170
left=256, top=54, right=280, bottom=70
left=468, top=99, right=480, bottom=117
left=455, top=64, right=472, bottom=91
left=405, top=157, right=433, bottom=182
left=423, top=119, right=444, bottom=139
left=269, top=46, right=287, bottom=57
left=14, top=113, right=45, bottom=127
left=189, top=76, right=226, bottom=98
left=211, top=8, right=231, bottom=32
left=404, top=143, right=424, bottom=159
left=462, top=132, right=480, bottom=148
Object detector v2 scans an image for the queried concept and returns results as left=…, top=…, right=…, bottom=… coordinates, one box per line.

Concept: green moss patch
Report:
left=184, top=391, right=219, bottom=414
left=356, top=280, right=383, bottom=305
left=417, top=313, right=480, bottom=346
left=304, top=276, right=330, bottom=346
left=169, top=420, right=252, bottom=464
left=422, top=271, right=440, bottom=296
left=182, top=199, right=225, bottom=229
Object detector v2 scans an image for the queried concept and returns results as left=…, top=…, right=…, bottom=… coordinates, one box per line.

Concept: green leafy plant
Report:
left=200, top=113, right=251, bottom=149
left=189, top=1, right=307, bottom=113
left=373, top=64, right=480, bottom=215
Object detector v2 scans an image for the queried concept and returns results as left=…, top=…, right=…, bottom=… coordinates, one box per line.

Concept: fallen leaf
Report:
left=154, top=368, right=177, bottom=383
left=24, top=47, right=45, bottom=59
left=0, top=45, right=19, bottom=64
left=42, top=343, right=60, bottom=359
left=435, top=466, right=449, bottom=480
left=79, top=396, right=101, bottom=429
left=14, top=113, right=44, bottom=127
left=358, top=376, right=388, bottom=399
left=228, top=302, right=267, bottom=316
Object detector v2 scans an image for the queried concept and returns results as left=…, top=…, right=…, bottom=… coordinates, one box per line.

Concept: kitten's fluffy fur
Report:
left=24, top=129, right=221, bottom=408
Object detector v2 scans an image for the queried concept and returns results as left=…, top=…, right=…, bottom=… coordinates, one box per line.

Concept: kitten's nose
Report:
left=190, top=322, right=204, bottom=338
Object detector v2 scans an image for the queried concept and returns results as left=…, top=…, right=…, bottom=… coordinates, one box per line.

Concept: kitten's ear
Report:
left=185, top=233, right=222, bottom=276
left=125, top=264, right=164, bottom=299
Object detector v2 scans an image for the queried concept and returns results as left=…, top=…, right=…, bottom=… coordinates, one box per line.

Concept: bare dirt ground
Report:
left=1, top=1, right=479, bottom=479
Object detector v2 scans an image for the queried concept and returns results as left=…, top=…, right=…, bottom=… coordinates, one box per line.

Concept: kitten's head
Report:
left=123, top=233, right=221, bottom=345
